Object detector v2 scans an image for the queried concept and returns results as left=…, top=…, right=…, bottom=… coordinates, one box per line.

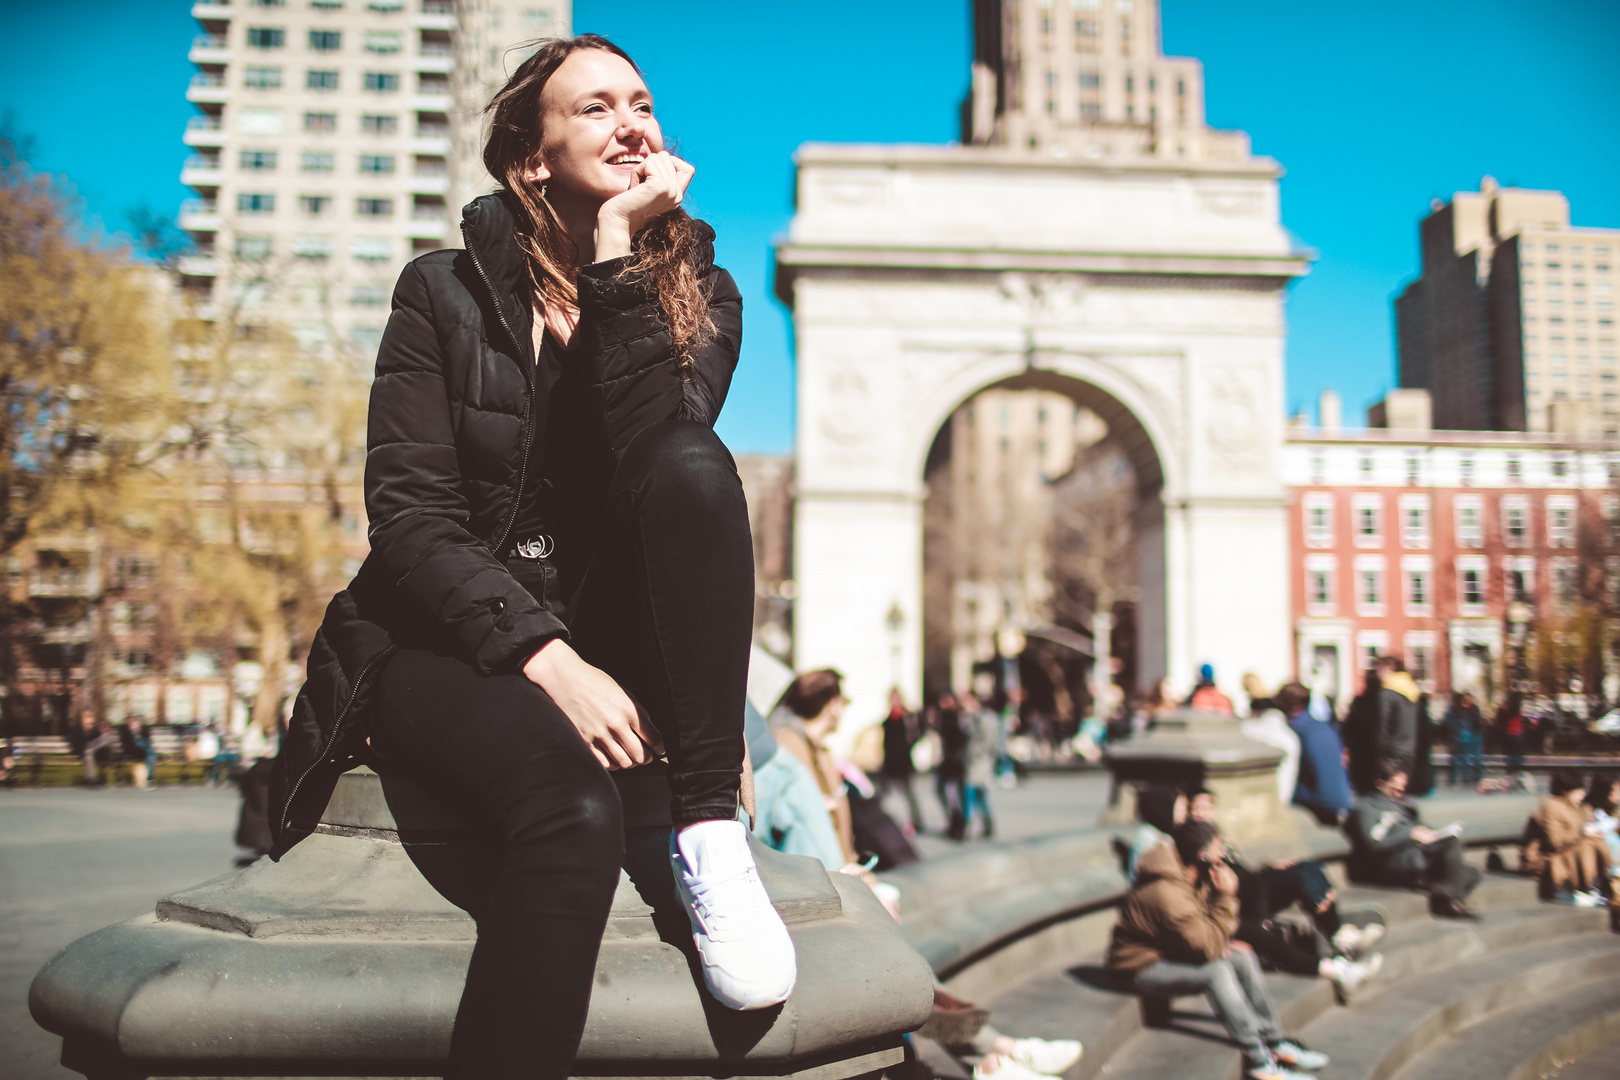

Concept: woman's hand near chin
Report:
left=524, top=639, right=664, bottom=770
left=593, top=151, right=695, bottom=261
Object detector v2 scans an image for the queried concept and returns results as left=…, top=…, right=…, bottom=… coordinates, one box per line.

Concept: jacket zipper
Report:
left=278, top=645, right=397, bottom=839
left=461, top=219, right=536, bottom=554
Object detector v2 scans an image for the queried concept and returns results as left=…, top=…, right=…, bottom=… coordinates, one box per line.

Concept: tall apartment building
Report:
left=963, top=0, right=1250, bottom=162
left=1395, top=178, right=1620, bottom=436
left=178, top=0, right=571, bottom=351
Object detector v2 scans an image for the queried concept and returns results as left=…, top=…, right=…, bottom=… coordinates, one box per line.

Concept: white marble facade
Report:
left=775, top=145, right=1309, bottom=731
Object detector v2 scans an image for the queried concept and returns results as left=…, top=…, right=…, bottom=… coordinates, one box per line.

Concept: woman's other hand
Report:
left=524, top=639, right=664, bottom=770
left=594, top=151, right=695, bottom=260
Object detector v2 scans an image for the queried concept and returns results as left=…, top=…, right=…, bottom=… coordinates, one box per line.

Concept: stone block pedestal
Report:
left=30, top=769, right=933, bottom=1079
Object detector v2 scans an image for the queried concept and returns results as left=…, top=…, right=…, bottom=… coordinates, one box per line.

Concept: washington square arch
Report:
left=772, top=0, right=1311, bottom=726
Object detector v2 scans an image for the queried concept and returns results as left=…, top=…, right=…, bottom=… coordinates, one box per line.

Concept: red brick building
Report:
left=1286, top=401, right=1617, bottom=712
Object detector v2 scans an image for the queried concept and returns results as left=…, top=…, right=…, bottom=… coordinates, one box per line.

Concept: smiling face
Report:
left=529, top=48, right=662, bottom=209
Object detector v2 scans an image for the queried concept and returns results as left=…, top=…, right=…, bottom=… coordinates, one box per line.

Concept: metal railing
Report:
left=192, top=34, right=228, bottom=50
left=190, top=72, right=226, bottom=88
left=186, top=115, right=224, bottom=131
left=181, top=199, right=220, bottom=216
left=184, top=155, right=222, bottom=171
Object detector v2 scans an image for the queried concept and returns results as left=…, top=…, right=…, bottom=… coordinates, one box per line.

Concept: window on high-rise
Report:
left=351, top=286, right=388, bottom=306
left=301, top=152, right=334, bottom=172
left=247, top=28, right=285, bottom=48
left=300, top=195, right=333, bottom=216
left=357, top=197, right=394, bottom=217
left=359, top=154, right=396, bottom=174
left=307, top=69, right=339, bottom=90
left=1548, top=501, right=1576, bottom=547
left=312, top=0, right=343, bottom=8
left=244, top=66, right=282, bottom=88
left=1459, top=567, right=1485, bottom=609
left=365, top=30, right=402, bottom=53
left=365, top=72, right=401, bottom=92
left=1506, top=457, right=1521, bottom=481
left=304, top=112, right=336, bottom=132
left=237, top=193, right=276, bottom=214
left=240, top=150, right=278, bottom=171
left=235, top=235, right=272, bottom=259
left=1079, top=73, right=1100, bottom=89
left=310, top=30, right=342, bottom=51
left=362, top=114, right=398, bottom=135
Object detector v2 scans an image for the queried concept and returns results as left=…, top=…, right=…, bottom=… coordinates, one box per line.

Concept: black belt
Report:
left=506, top=534, right=554, bottom=559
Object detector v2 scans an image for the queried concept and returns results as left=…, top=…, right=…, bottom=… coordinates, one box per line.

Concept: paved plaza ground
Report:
left=0, top=786, right=241, bottom=1080
left=0, top=770, right=1539, bottom=1079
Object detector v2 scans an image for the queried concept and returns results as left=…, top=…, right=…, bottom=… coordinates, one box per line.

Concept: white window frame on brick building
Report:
left=1404, top=631, right=1438, bottom=692
left=1454, top=494, right=1484, bottom=548
left=1501, top=496, right=1530, bottom=547
left=1354, top=554, right=1385, bottom=617
left=1504, top=556, right=1536, bottom=605
left=1357, top=631, right=1391, bottom=675
left=1303, top=492, right=1334, bottom=548
left=1399, top=494, right=1430, bottom=548
left=1353, top=493, right=1383, bottom=549
left=1402, top=555, right=1433, bottom=616
left=1546, top=495, right=1577, bottom=548
left=1457, top=556, right=1489, bottom=616
left=1304, top=553, right=1336, bottom=617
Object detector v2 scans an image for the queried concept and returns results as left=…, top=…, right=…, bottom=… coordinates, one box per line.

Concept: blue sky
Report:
left=2, top=1, right=1617, bottom=452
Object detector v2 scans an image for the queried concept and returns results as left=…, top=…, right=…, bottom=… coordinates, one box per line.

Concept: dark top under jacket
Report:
left=269, top=191, right=742, bottom=854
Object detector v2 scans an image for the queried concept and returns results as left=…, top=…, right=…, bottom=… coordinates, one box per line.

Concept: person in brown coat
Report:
left=1524, top=771, right=1610, bottom=903
left=1107, top=821, right=1326, bottom=1080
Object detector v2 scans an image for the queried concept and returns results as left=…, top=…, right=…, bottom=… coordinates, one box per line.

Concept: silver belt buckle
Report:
left=514, top=535, right=554, bottom=559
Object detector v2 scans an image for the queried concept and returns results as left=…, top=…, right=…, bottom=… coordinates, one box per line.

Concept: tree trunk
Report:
left=250, top=586, right=288, bottom=736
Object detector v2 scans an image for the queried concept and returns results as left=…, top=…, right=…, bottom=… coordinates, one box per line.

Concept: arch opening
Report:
left=920, top=371, right=1169, bottom=749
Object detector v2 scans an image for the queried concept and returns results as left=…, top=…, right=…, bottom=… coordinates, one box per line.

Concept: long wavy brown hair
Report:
left=483, top=35, right=713, bottom=361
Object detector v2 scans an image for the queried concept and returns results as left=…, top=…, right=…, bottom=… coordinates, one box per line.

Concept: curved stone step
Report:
left=969, top=896, right=1608, bottom=1080
left=1294, top=924, right=1620, bottom=1080
left=1544, top=1030, right=1620, bottom=1080
left=1387, top=974, right=1620, bottom=1080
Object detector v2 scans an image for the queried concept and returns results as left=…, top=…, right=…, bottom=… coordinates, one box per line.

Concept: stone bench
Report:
left=30, top=767, right=933, bottom=1079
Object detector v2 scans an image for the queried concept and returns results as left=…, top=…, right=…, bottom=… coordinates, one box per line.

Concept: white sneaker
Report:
left=1326, top=956, right=1367, bottom=1003
left=1246, top=1060, right=1315, bottom=1080
left=1574, top=890, right=1607, bottom=908
left=1333, top=920, right=1385, bottom=957
left=972, top=1055, right=1059, bottom=1080
left=1270, top=1038, right=1330, bottom=1071
left=1004, top=1037, right=1083, bottom=1075
left=671, top=820, right=797, bottom=1010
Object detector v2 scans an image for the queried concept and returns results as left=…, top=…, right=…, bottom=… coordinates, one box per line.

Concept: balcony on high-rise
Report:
left=182, top=114, right=226, bottom=147
left=412, top=73, right=452, bottom=111
left=179, top=198, right=222, bottom=231
left=414, top=0, right=455, bottom=32
left=181, top=153, right=225, bottom=189
left=189, top=33, right=231, bottom=64
left=190, top=1, right=233, bottom=26
left=408, top=155, right=450, bottom=194
left=412, top=114, right=451, bottom=155
left=186, top=71, right=230, bottom=105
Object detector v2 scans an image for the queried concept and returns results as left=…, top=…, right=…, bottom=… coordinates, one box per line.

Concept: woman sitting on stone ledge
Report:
left=272, top=35, right=794, bottom=1080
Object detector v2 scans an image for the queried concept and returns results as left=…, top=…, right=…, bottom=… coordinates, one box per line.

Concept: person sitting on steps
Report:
left=1107, top=819, right=1331, bottom=1080
left=1345, top=756, right=1482, bottom=918
left=1523, top=770, right=1611, bottom=906
left=1184, top=785, right=1384, bottom=1001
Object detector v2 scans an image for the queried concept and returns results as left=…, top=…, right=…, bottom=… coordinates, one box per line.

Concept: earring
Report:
left=540, top=182, right=547, bottom=198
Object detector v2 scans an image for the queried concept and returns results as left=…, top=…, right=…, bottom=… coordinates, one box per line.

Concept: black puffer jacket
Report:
left=269, top=192, right=741, bottom=855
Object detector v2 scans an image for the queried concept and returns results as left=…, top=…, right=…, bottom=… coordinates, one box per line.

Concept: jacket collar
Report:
left=461, top=190, right=529, bottom=305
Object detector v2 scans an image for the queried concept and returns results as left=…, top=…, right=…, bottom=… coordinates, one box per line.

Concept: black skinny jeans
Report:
left=369, top=420, right=755, bottom=1080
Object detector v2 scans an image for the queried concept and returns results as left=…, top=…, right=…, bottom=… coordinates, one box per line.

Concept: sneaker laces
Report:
left=684, top=863, right=771, bottom=941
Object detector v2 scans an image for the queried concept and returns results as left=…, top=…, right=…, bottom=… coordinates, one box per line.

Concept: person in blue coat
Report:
left=1282, top=682, right=1354, bottom=825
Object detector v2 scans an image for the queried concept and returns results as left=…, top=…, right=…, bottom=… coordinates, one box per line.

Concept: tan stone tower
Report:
left=964, top=0, right=1249, bottom=162
left=1396, top=178, right=1620, bottom=436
